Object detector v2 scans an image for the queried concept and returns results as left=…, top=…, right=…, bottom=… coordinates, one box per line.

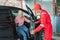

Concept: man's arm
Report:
left=35, top=19, right=41, bottom=24
left=24, top=17, right=30, bottom=23
left=37, top=19, right=41, bottom=23
left=33, top=13, right=46, bottom=33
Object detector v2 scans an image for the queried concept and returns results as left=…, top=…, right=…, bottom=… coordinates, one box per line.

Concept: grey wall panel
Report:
left=55, top=16, right=60, bottom=33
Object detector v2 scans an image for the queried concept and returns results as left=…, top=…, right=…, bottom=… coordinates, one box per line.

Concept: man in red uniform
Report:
left=31, top=4, right=52, bottom=40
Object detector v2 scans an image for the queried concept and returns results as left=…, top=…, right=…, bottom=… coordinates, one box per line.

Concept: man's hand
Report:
left=34, top=22, right=38, bottom=24
left=31, top=30, right=35, bottom=34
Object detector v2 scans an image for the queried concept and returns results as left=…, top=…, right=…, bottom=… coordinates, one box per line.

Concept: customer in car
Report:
left=15, top=10, right=30, bottom=40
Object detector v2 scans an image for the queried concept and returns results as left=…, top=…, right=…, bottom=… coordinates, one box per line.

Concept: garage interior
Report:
left=0, top=0, right=60, bottom=40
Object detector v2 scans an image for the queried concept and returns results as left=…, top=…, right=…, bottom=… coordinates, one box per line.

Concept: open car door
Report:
left=26, top=5, right=44, bottom=40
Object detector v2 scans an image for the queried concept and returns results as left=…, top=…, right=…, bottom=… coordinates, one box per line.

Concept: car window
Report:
left=0, top=9, right=15, bottom=27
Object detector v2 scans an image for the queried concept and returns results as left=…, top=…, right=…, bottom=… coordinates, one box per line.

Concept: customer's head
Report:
left=18, top=10, right=23, bottom=17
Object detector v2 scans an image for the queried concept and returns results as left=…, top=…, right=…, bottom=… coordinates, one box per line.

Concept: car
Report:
left=0, top=6, right=33, bottom=40
left=0, top=6, right=16, bottom=40
left=0, top=6, right=43, bottom=40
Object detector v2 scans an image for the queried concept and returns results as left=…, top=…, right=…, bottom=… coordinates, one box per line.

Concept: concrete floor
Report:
left=52, top=33, right=60, bottom=40
left=17, top=34, right=60, bottom=40
left=53, top=36, right=60, bottom=40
